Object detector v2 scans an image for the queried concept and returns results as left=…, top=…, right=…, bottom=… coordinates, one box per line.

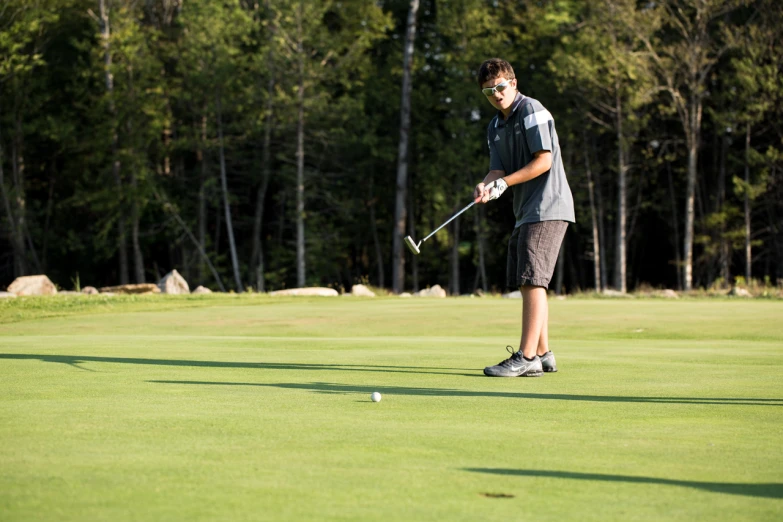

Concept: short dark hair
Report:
left=477, top=58, right=516, bottom=87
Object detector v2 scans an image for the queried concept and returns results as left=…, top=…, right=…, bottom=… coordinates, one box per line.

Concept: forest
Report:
left=1, top=0, right=781, bottom=294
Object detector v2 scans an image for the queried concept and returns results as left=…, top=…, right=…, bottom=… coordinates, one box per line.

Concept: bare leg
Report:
left=518, top=285, right=548, bottom=359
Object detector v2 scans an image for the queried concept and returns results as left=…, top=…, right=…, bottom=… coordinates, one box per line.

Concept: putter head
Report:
left=403, top=235, right=421, bottom=255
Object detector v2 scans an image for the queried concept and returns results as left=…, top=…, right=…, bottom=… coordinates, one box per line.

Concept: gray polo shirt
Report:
left=488, top=93, right=575, bottom=227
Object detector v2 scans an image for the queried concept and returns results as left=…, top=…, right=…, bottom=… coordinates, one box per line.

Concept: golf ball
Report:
left=371, top=392, right=382, bottom=402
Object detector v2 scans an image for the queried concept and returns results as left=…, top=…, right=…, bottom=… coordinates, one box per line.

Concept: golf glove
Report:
left=485, top=178, right=508, bottom=201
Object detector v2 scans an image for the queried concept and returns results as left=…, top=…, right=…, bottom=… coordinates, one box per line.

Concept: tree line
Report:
left=1, top=0, right=781, bottom=294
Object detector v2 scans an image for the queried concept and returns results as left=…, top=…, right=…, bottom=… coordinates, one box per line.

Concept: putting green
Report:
left=1, top=296, right=781, bottom=521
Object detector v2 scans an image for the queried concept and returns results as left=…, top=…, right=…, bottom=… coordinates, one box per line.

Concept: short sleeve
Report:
left=524, top=108, right=554, bottom=154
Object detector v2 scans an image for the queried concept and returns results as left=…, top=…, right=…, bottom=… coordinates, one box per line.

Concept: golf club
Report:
left=404, top=201, right=475, bottom=255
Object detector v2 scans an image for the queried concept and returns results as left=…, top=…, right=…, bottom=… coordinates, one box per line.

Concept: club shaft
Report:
left=422, top=201, right=475, bottom=243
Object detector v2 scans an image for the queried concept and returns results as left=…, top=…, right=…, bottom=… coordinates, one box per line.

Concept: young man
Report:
left=474, top=58, right=575, bottom=377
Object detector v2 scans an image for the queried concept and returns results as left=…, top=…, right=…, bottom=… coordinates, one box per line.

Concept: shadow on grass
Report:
left=0, top=353, right=470, bottom=377
left=3, top=354, right=781, bottom=406
left=148, top=379, right=783, bottom=406
left=463, top=469, right=783, bottom=499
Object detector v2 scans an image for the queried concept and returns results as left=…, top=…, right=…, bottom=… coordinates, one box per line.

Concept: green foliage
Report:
left=0, top=0, right=780, bottom=294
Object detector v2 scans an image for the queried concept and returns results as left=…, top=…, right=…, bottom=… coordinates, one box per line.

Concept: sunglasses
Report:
left=482, top=79, right=514, bottom=96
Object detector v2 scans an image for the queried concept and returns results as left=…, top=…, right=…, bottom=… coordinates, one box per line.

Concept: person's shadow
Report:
left=3, top=354, right=782, bottom=406
left=463, top=469, right=783, bottom=499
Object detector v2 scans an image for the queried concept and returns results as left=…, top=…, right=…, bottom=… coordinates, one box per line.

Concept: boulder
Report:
left=728, top=286, right=752, bottom=297
left=57, top=291, right=81, bottom=296
left=158, top=269, right=190, bottom=295
left=7, top=275, right=57, bottom=296
left=81, top=286, right=99, bottom=295
left=99, top=284, right=161, bottom=295
left=416, top=284, right=446, bottom=298
left=502, top=290, right=522, bottom=299
left=602, top=289, right=633, bottom=298
left=350, top=284, right=375, bottom=297
left=192, top=285, right=213, bottom=294
left=399, top=292, right=412, bottom=298
left=269, top=287, right=339, bottom=297
left=657, top=289, right=679, bottom=298
left=0, top=291, right=16, bottom=299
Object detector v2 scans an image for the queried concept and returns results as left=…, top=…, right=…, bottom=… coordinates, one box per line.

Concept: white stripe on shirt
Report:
left=524, top=110, right=553, bottom=130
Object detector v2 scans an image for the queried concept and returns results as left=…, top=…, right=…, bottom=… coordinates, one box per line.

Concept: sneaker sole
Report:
left=543, top=368, right=557, bottom=373
left=484, top=369, right=544, bottom=377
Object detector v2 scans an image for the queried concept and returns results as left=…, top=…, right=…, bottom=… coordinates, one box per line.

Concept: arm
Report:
left=502, top=150, right=552, bottom=187
left=474, top=151, right=552, bottom=203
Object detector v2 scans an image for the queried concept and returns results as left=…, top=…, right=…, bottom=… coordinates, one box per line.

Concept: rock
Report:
left=350, top=284, right=375, bottom=297
left=658, top=289, right=679, bottom=298
left=399, top=292, right=412, bottom=298
left=192, top=285, right=213, bottom=294
left=416, top=284, right=446, bottom=298
left=502, top=290, right=522, bottom=299
left=728, top=287, right=752, bottom=297
left=602, top=289, right=632, bottom=298
left=269, top=287, right=339, bottom=297
left=57, top=291, right=81, bottom=296
left=81, top=286, right=99, bottom=295
left=0, top=291, right=16, bottom=299
left=158, top=269, right=190, bottom=295
left=99, top=284, right=161, bottom=295
left=7, top=275, right=57, bottom=296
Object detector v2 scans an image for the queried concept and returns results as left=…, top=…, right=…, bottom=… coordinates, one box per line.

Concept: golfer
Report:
left=474, top=58, right=575, bottom=377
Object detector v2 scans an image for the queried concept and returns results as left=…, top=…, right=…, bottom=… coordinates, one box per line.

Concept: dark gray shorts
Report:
left=506, top=221, right=568, bottom=289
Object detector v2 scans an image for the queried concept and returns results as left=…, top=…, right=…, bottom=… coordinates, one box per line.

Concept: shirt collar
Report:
left=495, top=93, right=525, bottom=127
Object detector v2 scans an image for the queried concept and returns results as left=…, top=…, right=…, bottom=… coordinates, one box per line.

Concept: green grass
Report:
left=1, top=296, right=781, bottom=521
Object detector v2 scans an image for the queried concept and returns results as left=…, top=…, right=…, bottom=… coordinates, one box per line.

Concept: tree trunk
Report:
left=474, top=204, right=488, bottom=292
left=683, top=95, right=702, bottom=291
left=295, top=5, right=306, bottom=288
left=368, top=174, right=384, bottom=288
left=554, top=237, right=565, bottom=295
left=153, top=187, right=226, bottom=292
left=584, top=130, right=600, bottom=292
left=450, top=201, right=460, bottom=296
left=198, top=113, right=207, bottom=286
left=41, top=165, right=56, bottom=271
left=391, top=0, right=419, bottom=294
left=744, top=123, right=751, bottom=283
left=99, top=0, right=128, bottom=285
left=591, top=134, right=607, bottom=291
left=667, top=161, right=683, bottom=290
left=718, top=133, right=729, bottom=284
left=251, top=74, right=274, bottom=292
left=126, top=66, right=144, bottom=284
left=0, top=121, right=26, bottom=276
left=407, top=182, right=419, bottom=292
left=614, top=89, right=627, bottom=293
left=130, top=169, right=144, bottom=283
left=216, top=90, right=243, bottom=292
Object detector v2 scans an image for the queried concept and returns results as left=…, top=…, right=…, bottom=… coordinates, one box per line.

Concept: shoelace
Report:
left=499, top=345, right=520, bottom=367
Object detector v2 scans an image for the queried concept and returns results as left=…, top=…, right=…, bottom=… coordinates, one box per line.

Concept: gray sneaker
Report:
left=540, top=351, right=557, bottom=372
left=484, top=346, right=544, bottom=377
